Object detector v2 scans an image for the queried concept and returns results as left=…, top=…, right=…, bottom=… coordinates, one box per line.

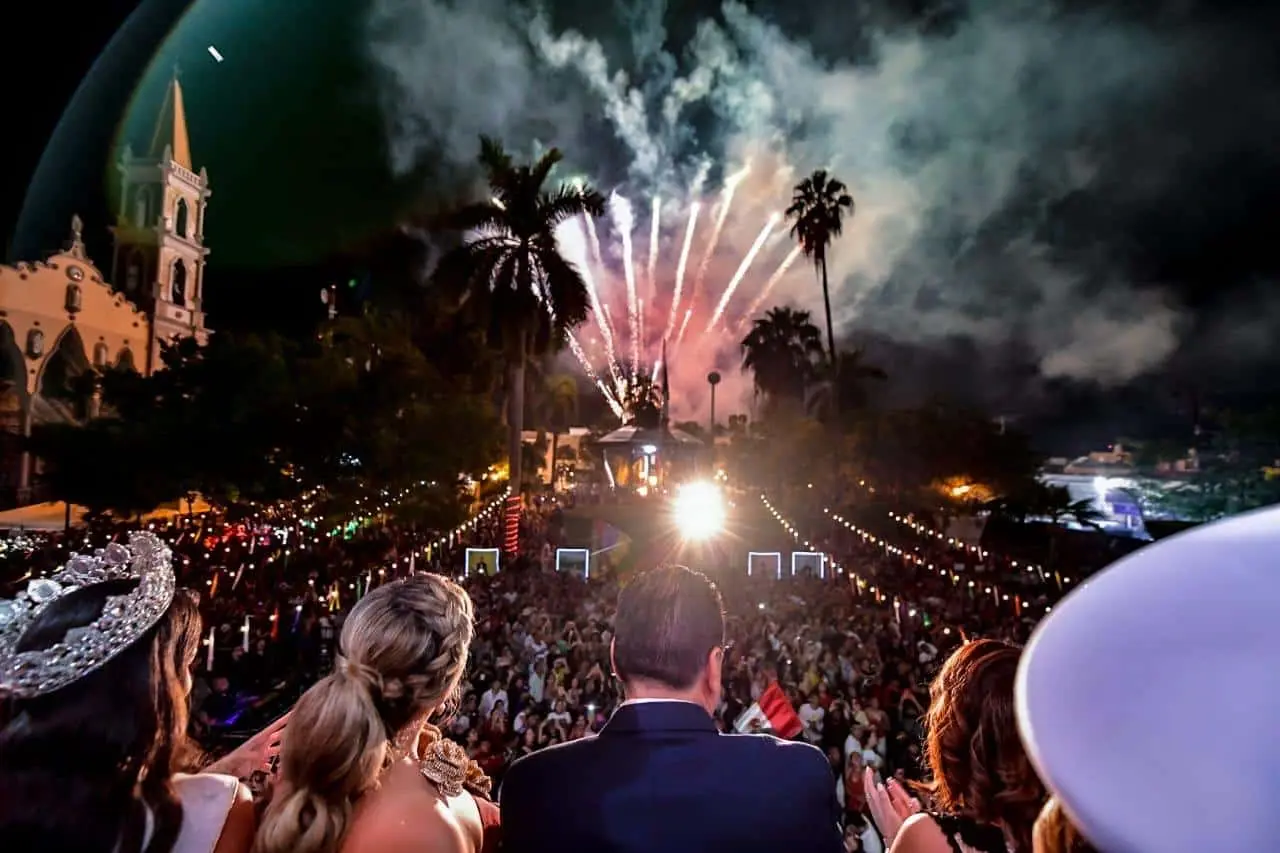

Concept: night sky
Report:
left=4, top=0, right=1279, bottom=452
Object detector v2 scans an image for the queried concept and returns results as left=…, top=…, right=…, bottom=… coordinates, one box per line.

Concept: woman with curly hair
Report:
left=866, top=639, right=1046, bottom=853
left=253, top=573, right=495, bottom=853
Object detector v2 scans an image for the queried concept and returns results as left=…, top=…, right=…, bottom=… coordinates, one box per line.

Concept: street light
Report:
left=707, top=371, right=721, bottom=444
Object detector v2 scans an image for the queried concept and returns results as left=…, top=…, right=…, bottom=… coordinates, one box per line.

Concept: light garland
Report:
left=841, top=477, right=1065, bottom=588
left=762, top=494, right=1054, bottom=625
left=761, top=494, right=956, bottom=631
left=884, top=510, right=1072, bottom=587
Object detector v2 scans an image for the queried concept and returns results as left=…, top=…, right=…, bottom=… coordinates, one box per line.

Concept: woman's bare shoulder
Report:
left=892, top=812, right=954, bottom=853
left=341, top=765, right=472, bottom=853
left=342, top=810, right=469, bottom=853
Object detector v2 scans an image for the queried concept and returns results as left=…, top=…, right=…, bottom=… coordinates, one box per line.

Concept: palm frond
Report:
left=530, top=148, right=565, bottom=190
left=538, top=186, right=607, bottom=228
left=478, top=136, right=513, bottom=177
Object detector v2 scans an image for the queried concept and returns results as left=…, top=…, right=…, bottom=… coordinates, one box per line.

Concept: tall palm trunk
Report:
left=819, top=252, right=837, bottom=368
left=819, top=252, right=839, bottom=422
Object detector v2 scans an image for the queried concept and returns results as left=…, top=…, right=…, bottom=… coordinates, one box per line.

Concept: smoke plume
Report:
left=364, top=0, right=1280, bottom=417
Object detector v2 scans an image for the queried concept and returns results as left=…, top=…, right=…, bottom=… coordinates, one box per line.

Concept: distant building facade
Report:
left=0, top=75, right=210, bottom=504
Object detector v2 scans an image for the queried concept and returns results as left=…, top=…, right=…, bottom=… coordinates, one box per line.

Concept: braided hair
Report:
left=253, top=575, right=474, bottom=853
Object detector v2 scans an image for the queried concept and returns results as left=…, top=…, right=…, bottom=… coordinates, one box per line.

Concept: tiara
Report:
left=0, top=531, right=176, bottom=699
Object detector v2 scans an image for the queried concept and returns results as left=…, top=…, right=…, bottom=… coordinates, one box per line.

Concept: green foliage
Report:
left=431, top=136, right=605, bottom=493
left=621, top=372, right=662, bottom=429
left=30, top=312, right=503, bottom=526
left=786, top=169, right=854, bottom=366
left=740, top=306, right=826, bottom=404
left=724, top=404, right=1042, bottom=501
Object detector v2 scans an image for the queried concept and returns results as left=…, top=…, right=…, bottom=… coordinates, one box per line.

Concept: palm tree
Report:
left=740, top=306, right=825, bottom=403
left=785, top=170, right=855, bottom=368
left=621, top=372, right=662, bottom=429
left=433, top=137, right=605, bottom=524
left=542, top=373, right=579, bottom=491
left=805, top=347, right=886, bottom=419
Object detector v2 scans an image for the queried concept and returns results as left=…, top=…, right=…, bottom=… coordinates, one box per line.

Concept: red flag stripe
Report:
left=759, top=681, right=803, bottom=739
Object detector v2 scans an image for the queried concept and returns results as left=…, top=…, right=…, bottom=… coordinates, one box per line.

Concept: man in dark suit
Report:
left=501, top=565, right=844, bottom=853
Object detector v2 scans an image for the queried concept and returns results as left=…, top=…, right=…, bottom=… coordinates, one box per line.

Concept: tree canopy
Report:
left=30, top=312, right=503, bottom=527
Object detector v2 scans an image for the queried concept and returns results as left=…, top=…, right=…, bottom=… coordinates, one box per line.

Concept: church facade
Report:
left=0, top=75, right=211, bottom=505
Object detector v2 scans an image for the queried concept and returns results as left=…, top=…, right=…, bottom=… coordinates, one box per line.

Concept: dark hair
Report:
left=0, top=579, right=203, bottom=853
left=921, top=639, right=1045, bottom=853
left=613, top=565, right=725, bottom=690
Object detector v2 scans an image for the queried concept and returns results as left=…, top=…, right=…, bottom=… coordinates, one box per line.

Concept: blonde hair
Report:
left=1033, top=798, right=1098, bottom=853
left=253, top=574, right=474, bottom=853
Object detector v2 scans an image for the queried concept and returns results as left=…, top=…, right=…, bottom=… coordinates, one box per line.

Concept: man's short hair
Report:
left=613, top=565, right=726, bottom=690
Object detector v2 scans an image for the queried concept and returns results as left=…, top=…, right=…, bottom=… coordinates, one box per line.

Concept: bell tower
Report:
left=110, top=70, right=211, bottom=373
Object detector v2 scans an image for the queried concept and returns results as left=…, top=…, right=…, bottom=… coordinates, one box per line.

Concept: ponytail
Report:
left=253, top=668, right=387, bottom=853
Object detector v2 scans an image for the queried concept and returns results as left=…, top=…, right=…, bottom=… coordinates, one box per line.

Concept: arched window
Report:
left=117, top=348, right=137, bottom=372
left=26, top=329, right=44, bottom=359
left=65, top=284, right=82, bottom=313
left=171, top=260, right=188, bottom=305
left=93, top=342, right=110, bottom=368
left=125, top=252, right=142, bottom=292
left=175, top=198, right=190, bottom=238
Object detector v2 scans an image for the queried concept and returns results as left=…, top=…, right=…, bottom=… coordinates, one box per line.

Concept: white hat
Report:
left=1016, top=505, right=1280, bottom=853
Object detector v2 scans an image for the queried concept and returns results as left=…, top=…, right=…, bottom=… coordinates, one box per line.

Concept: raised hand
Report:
left=203, top=712, right=290, bottom=780
left=864, top=768, right=921, bottom=849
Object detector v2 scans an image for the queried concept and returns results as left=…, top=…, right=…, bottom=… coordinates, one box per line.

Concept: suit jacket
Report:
left=500, top=700, right=845, bottom=853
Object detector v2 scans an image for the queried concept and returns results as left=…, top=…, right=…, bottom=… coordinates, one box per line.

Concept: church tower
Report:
left=110, top=72, right=211, bottom=373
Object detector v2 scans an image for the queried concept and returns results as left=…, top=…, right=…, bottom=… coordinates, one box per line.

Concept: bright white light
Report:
left=207, top=45, right=224, bottom=63
left=673, top=481, right=726, bottom=540
left=641, top=444, right=658, bottom=455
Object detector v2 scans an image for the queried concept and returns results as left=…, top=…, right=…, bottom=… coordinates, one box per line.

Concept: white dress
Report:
left=134, top=772, right=241, bottom=853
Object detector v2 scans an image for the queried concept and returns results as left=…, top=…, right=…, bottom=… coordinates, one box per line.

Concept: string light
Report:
left=762, top=494, right=1054, bottom=629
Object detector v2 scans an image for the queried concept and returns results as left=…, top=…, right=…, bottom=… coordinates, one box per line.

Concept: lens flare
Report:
left=672, top=481, right=726, bottom=540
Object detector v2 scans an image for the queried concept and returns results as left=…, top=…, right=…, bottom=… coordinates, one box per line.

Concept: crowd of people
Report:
left=0, top=481, right=1181, bottom=853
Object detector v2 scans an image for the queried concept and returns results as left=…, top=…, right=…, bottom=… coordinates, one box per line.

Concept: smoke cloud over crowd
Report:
left=364, top=0, right=1280, bottom=418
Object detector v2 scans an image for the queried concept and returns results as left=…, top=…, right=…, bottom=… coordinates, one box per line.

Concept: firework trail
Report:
left=666, top=201, right=700, bottom=340
left=740, top=245, right=805, bottom=330
left=584, top=214, right=605, bottom=270
left=647, top=195, right=661, bottom=303
left=679, top=164, right=750, bottom=345
left=566, top=331, right=623, bottom=417
left=559, top=219, right=620, bottom=372
left=676, top=306, right=693, bottom=344
left=706, top=212, right=782, bottom=332
left=609, top=193, right=641, bottom=371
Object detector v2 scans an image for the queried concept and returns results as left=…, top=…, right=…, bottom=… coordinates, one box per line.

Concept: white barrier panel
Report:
left=555, top=548, right=591, bottom=579
left=748, top=551, right=783, bottom=579
left=465, top=548, right=500, bottom=576
left=791, top=551, right=827, bottom=579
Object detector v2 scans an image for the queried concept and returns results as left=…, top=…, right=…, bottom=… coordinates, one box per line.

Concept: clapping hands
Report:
left=864, top=767, right=921, bottom=850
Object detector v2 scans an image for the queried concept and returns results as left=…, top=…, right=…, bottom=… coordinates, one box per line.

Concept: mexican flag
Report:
left=734, top=681, right=803, bottom=739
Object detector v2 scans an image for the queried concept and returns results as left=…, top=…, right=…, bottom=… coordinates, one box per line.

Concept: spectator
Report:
left=254, top=574, right=496, bottom=853
left=0, top=535, right=258, bottom=853
left=500, top=565, right=845, bottom=853
left=866, top=640, right=1045, bottom=853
